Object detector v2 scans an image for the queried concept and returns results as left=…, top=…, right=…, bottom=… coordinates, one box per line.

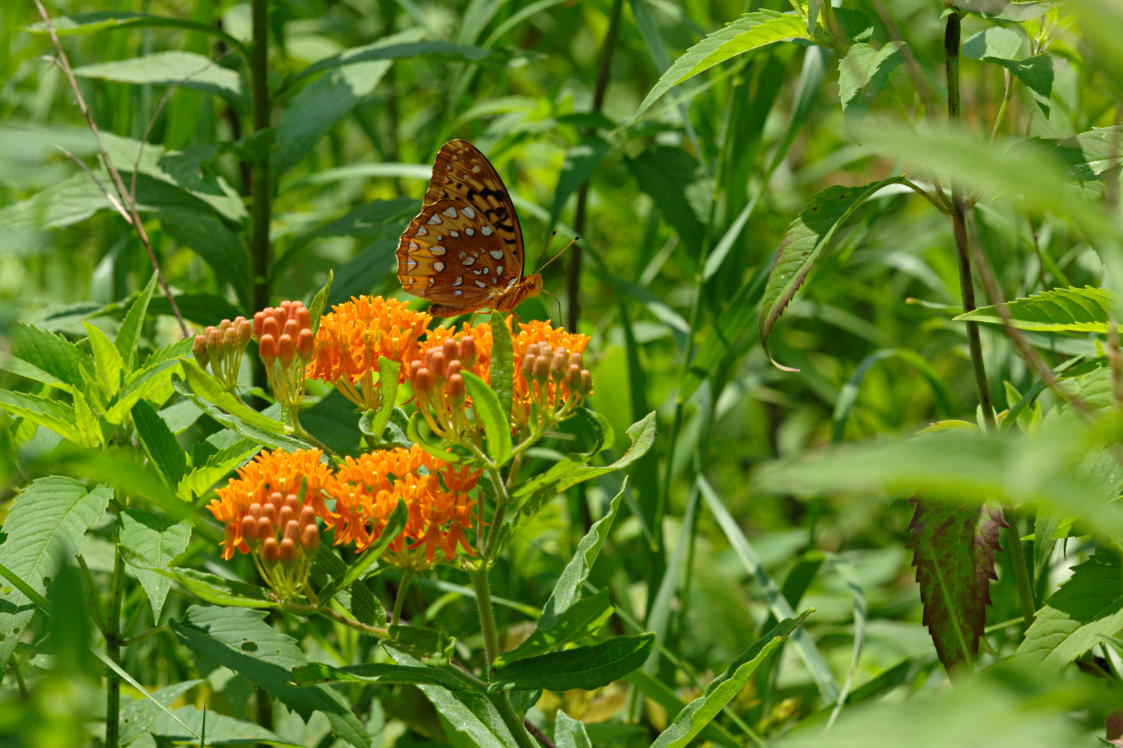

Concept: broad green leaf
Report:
left=549, top=137, right=612, bottom=226
left=538, top=480, right=627, bottom=630
left=292, top=661, right=476, bottom=690
left=635, top=10, right=808, bottom=118
left=752, top=425, right=1123, bottom=544
left=30, top=11, right=246, bottom=53
left=135, top=703, right=300, bottom=746
left=386, top=645, right=519, bottom=747
left=907, top=501, right=1004, bottom=672
left=0, top=477, right=112, bottom=668
left=495, top=590, right=614, bottom=668
left=83, top=322, right=124, bottom=402
left=118, top=680, right=202, bottom=746
left=73, top=51, right=247, bottom=109
left=625, top=670, right=741, bottom=747
left=104, top=358, right=181, bottom=424
left=172, top=606, right=367, bottom=747
left=72, top=391, right=103, bottom=447
left=954, top=286, right=1113, bottom=332
left=554, top=710, right=593, bottom=748
left=159, top=209, right=250, bottom=306
left=651, top=613, right=809, bottom=748
left=406, top=413, right=463, bottom=463
left=1047, top=125, right=1123, bottom=181
left=0, top=389, right=82, bottom=443
left=626, top=146, right=707, bottom=253
left=489, top=312, right=514, bottom=420
left=962, top=26, right=1024, bottom=60
left=119, top=509, right=190, bottom=620
left=461, top=371, right=512, bottom=465
left=986, top=55, right=1053, bottom=115
left=177, top=438, right=259, bottom=501
left=12, top=322, right=88, bottom=393
left=1018, top=548, right=1123, bottom=666
left=131, top=400, right=187, bottom=484
left=759, top=177, right=907, bottom=370
left=117, top=273, right=158, bottom=368
left=955, top=0, right=1052, bottom=22
left=491, top=633, right=654, bottom=691
left=838, top=42, right=905, bottom=127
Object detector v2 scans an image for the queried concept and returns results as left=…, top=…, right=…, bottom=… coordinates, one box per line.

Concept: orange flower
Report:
left=208, top=448, right=334, bottom=560
left=331, top=445, right=479, bottom=568
left=307, top=296, right=432, bottom=409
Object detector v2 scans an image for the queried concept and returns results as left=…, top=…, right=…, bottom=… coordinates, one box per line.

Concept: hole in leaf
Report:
left=241, top=641, right=258, bottom=652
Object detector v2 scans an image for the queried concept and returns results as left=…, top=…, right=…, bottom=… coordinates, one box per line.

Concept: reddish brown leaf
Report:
left=907, top=499, right=1005, bottom=673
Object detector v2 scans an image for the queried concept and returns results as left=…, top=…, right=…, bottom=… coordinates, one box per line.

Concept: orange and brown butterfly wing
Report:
left=396, top=140, right=526, bottom=316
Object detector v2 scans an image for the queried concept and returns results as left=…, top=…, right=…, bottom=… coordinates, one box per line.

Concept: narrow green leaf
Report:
left=461, top=371, right=512, bottom=466
left=1018, top=548, right=1123, bottom=667
left=30, top=11, right=246, bottom=53
left=131, top=400, right=187, bottom=484
left=0, top=478, right=112, bottom=668
left=634, top=10, right=808, bottom=118
left=104, top=358, right=182, bottom=424
left=489, top=312, right=514, bottom=420
left=496, top=590, right=614, bottom=668
left=335, top=500, right=409, bottom=592
left=292, top=661, right=476, bottom=690
left=759, top=177, right=907, bottom=370
left=308, top=269, right=335, bottom=334
left=406, top=413, right=463, bottom=462
left=539, top=480, right=627, bottom=630
left=367, top=356, right=401, bottom=441
left=117, top=273, right=158, bottom=369
left=492, top=633, right=654, bottom=691
left=177, top=438, right=259, bottom=501
left=651, top=614, right=809, bottom=748
left=73, top=51, right=247, bottom=108
left=292, top=36, right=490, bottom=84
left=119, top=510, right=191, bottom=620
left=953, top=286, right=1113, bottom=332
left=0, top=389, right=82, bottom=443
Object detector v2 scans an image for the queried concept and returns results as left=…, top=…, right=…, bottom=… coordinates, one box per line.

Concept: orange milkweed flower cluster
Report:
left=331, top=445, right=479, bottom=569
left=307, top=296, right=431, bottom=410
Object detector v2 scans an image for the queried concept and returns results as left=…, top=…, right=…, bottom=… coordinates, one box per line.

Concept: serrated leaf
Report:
left=838, top=41, right=905, bottom=127
left=132, top=400, right=187, bottom=484
left=538, top=481, right=627, bottom=630
left=491, top=633, right=653, bottom=691
left=171, top=606, right=367, bottom=747
left=0, top=388, right=82, bottom=443
left=73, top=51, right=247, bottom=108
left=1047, top=125, right=1123, bottom=181
left=117, top=273, right=158, bottom=369
left=1018, top=548, right=1123, bottom=667
left=120, top=509, right=190, bottom=620
left=176, top=438, right=259, bottom=501
left=292, top=661, right=476, bottom=690
left=104, top=358, right=181, bottom=424
left=83, top=322, right=124, bottom=402
left=954, top=286, right=1113, bottom=332
left=0, top=477, right=112, bottom=668
left=907, top=501, right=1004, bottom=672
left=651, top=613, right=809, bottom=748
left=12, top=322, right=88, bottom=393
left=759, top=177, right=907, bottom=370
left=461, top=371, right=512, bottom=466
left=635, top=10, right=808, bottom=118
left=495, top=590, right=613, bottom=668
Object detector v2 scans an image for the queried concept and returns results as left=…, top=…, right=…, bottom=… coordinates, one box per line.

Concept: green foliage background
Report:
left=2, top=0, right=1123, bottom=745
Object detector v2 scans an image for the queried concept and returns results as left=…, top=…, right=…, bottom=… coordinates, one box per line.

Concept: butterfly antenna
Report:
left=543, top=288, right=563, bottom=322
left=535, top=234, right=580, bottom=274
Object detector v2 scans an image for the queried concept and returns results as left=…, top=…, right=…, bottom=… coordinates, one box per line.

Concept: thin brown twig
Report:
left=33, top=0, right=188, bottom=337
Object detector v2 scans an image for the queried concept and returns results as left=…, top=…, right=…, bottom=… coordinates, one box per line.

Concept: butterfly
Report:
left=396, top=139, right=543, bottom=317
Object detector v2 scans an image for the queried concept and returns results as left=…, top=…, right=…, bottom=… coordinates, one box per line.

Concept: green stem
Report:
left=104, top=543, right=126, bottom=748
left=472, top=569, right=500, bottom=672
left=944, top=10, right=996, bottom=432
left=391, top=568, right=413, bottom=626
left=249, top=0, right=272, bottom=397
left=1004, top=518, right=1037, bottom=631
left=487, top=691, right=538, bottom=748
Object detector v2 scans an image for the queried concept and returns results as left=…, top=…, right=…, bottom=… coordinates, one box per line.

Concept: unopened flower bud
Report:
left=534, top=355, right=551, bottom=382
left=257, top=516, right=274, bottom=541
left=283, top=519, right=301, bottom=543
left=442, top=339, right=459, bottom=362
left=248, top=502, right=263, bottom=519
left=262, top=536, right=280, bottom=562
left=223, top=327, right=239, bottom=348
left=280, top=300, right=294, bottom=314
left=300, top=505, right=316, bottom=526
left=428, top=350, right=448, bottom=380
left=551, top=351, right=568, bottom=379
left=279, top=537, right=296, bottom=563
left=565, top=364, right=581, bottom=391
left=239, top=319, right=253, bottom=344
left=448, top=360, right=462, bottom=378
left=259, top=334, right=277, bottom=361
left=447, top=373, right=466, bottom=402
left=410, top=360, right=423, bottom=379
left=278, top=505, right=295, bottom=528
left=284, top=493, right=300, bottom=511
left=241, top=514, right=258, bottom=542
left=192, top=335, right=209, bottom=367
left=414, top=367, right=433, bottom=393
left=295, top=306, right=311, bottom=331
left=301, top=523, right=320, bottom=551
left=569, top=353, right=583, bottom=370
left=278, top=334, right=296, bottom=364
left=262, top=316, right=280, bottom=340
left=253, top=311, right=268, bottom=338
left=298, top=329, right=314, bottom=357
left=580, top=370, right=592, bottom=395
left=282, top=319, right=299, bottom=339
left=522, top=353, right=536, bottom=379
left=206, top=327, right=222, bottom=349
left=459, top=336, right=477, bottom=365
left=269, top=491, right=284, bottom=507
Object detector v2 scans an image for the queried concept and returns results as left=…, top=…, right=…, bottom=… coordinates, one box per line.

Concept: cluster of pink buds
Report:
left=254, top=301, right=314, bottom=413
left=192, top=317, right=253, bottom=390
left=517, top=342, right=592, bottom=431
left=231, top=491, right=320, bottom=600
left=408, top=336, right=483, bottom=441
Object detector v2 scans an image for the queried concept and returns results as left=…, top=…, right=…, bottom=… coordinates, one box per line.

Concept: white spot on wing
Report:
left=481, top=226, right=493, bottom=236
left=463, top=255, right=477, bottom=266
left=450, top=230, right=459, bottom=238
left=431, top=246, right=446, bottom=256
left=428, top=214, right=442, bottom=225
left=475, top=280, right=488, bottom=288
left=407, top=258, right=417, bottom=269
left=415, top=226, right=428, bottom=236
left=442, top=206, right=458, bottom=218
left=454, top=289, right=463, bottom=296
left=465, top=228, right=475, bottom=236
left=452, top=276, right=463, bottom=286
left=462, top=206, right=476, bottom=219
left=433, top=261, right=445, bottom=272
left=489, top=249, right=504, bottom=260
left=496, top=265, right=504, bottom=276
